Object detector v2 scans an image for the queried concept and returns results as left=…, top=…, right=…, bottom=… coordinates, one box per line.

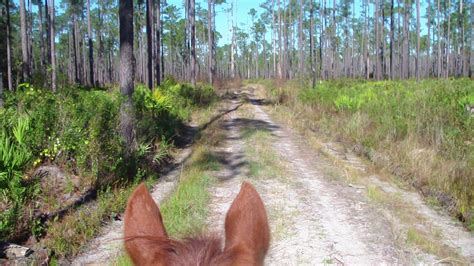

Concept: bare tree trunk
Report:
left=298, top=0, right=304, bottom=77
left=416, top=0, right=420, bottom=81
left=470, top=2, right=474, bottom=77
left=72, top=16, right=79, bottom=83
left=27, top=0, right=33, bottom=74
left=277, top=0, right=282, bottom=79
left=320, top=0, right=324, bottom=79
left=310, top=0, right=316, bottom=87
left=437, top=0, right=441, bottom=77
left=427, top=0, right=431, bottom=77
left=381, top=5, right=385, bottom=78
left=87, top=0, right=94, bottom=86
left=38, top=0, right=46, bottom=69
left=6, top=0, right=13, bottom=91
left=332, top=0, right=336, bottom=78
left=160, top=7, right=164, bottom=81
left=49, top=0, right=56, bottom=91
left=263, top=30, right=267, bottom=78
left=20, top=0, right=29, bottom=82
left=403, top=0, right=409, bottom=79
left=230, top=1, right=235, bottom=79
left=363, top=0, right=369, bottom=79
left=375, top=0, right=381, bottom=80
left=45, top=0, right=50, bottom=64
left=390, top=0, right=394, bottom=79
left=119, top=0, right=136, bottom=154
left=190, top=0, right=196, bottom=86
left=208, top=0, right=213, bottom=84
left=146, top=0, right=154, bottom=89
left=446, top=0, right=451, bottom=78
left=272, top=0, right=276, bottom=77
left=156, top=0, right=161, bottom=86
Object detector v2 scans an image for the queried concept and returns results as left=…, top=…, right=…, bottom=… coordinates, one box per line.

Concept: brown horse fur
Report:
left=124, top=181, right=270, bottom=266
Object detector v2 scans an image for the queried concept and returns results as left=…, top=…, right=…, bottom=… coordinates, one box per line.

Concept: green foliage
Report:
left=299, top=79, right=473, bottom=151
left=278, top=79, right=474, bottom=226
left=133, top=80, right=217, bottom=143
left=0, top=80, right=216, bottom=241
left=0, top=114, right=32, bottom=239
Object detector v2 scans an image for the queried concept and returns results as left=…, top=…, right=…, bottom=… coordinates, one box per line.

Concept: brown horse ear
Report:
left=223, top=182, right=270, bottom=265
left=124, top=183, right=169, bottom=266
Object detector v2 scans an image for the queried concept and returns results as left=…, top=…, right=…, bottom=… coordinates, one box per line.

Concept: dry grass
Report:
left=246, top=80, right=468, bottom=260
left=252, top=79, right=473, bottom=230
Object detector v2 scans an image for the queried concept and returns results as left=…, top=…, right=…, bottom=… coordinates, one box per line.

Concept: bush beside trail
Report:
left=0, top=80, right=216, bottom=242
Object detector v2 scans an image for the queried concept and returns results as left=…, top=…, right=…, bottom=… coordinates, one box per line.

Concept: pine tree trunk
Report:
left=470, top=2, right=474, bottom=77
left=87, top=0, right=94, bottom=86
left=72, top=16, right=79, bottom=83
left=119, top=0, right=136, bottom=154
left=272, top=0, right=276, bottom=77
left=38, top=0, right=46, bottom=69
left=416, top=0, right=420, bottom=81
left=6, top=0, right=13, bottom=91
left=45, top=0, right=50, bottom=64
left=207, top=0, right=214, bottom=84
left=277, top=0, right=282, bottom=79
left=298, top=0, right=304, bottom=77
left=156, top=0, right=161, bottom=86
left=427, top=0, right=431, bottom=77
left=390, top=0, right=394, bottom=79
left=20, top=0, right=29, bottom=82
left=437, top=0, right=441, bottom=77
left=375, top=0, right=381, bottom=80
left=190, top=0, right=196, bottom=86
left=146, top=0, right=154, bottom=89
left=49, top=0, right=56, bottom=91
left=403, top=0, right=409, bottom=79
left=446, top=0, right=451, bottom=78
left=310, top=0, right=316, bottom=87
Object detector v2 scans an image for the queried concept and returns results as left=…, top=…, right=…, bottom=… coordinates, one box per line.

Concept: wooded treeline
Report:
left=0, top=0, right=473, bottom=92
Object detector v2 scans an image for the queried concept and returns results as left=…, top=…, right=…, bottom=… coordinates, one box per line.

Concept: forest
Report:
left=0, top=0, right=473, bottom=264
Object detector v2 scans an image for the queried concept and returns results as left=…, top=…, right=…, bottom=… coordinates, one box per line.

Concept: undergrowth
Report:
left=257, top=78, right=474, bottom=229
left=0, top=79, right=216, bottom=242
left=114, top=100, right=225, bottom=266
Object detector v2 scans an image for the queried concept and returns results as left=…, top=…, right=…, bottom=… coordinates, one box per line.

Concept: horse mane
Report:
left=124, top=234, right=228, bottom=265
left=124, top=182, right=269, bottom=265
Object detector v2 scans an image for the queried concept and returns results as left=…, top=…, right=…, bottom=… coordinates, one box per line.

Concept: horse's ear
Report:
left=124, top=183, right=169, bottom=266
left=223, top=182, right=270, bottom=265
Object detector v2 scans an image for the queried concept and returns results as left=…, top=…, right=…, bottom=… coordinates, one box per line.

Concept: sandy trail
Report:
left=72, top=85, right=474, bottom=265
left=70, top=147, right=192, bottom=266
left=206, top=86, right=474, bottom=265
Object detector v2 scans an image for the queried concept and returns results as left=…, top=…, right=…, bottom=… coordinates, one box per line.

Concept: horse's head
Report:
left=124, top=181, right=270, bottom=266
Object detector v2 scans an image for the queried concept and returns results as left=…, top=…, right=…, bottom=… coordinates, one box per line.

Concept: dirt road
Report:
left=72, top=85, right=474, bottom=265
left=207, top=85, right=474, bottom=265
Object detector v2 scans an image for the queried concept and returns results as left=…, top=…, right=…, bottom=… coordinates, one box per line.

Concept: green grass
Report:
left=161, top=151, right=213, bottom=237
left=113, top=101, right=226, bottom=265
left=257, top=78, right=474, bottom=228
left=114, top=147, right=214, bottom=265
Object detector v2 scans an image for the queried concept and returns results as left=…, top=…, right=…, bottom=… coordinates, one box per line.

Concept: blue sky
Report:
left=165, top=0, right=430, bottom=46
left=165, top=0, right=267, bottom=46
left=11, top=0, right=432, bottom=46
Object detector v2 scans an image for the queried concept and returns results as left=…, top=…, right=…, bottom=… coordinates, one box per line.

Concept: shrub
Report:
left=0, top=80, right=216, bottom=241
